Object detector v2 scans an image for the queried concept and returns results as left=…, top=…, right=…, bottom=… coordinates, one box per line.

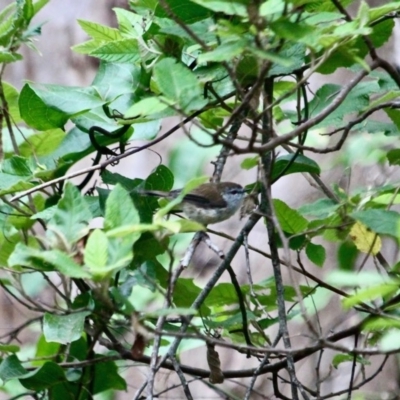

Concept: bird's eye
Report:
left=230, top=188, right=243, bottom=195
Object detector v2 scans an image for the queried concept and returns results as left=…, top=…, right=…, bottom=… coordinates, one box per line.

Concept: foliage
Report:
left=1, top=0, right=400, bottom=398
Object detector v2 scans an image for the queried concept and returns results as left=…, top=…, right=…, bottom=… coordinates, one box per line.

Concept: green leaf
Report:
left=0, top=156, right=34, bottom=195
left=90, top=38, right=140, bottom=63
left=272, top=154, right=321, bottom=180
left=364, top=317, right=400, bottom=331
left=298, top=198, right=338, bottom=218
left=152, top=57, right=207, bottom=113
left=19, top=83, right=104, bottom=130
left=190, top=0, right=247, bottom=16
left=78, top=19, right=122, bottom=40
left=241, top=156, right=259, bottom=170
left=198, top=39, right=247, bottom=63
left=0, top=355, right=28, bottom=382
left=305, top=242, right=326, bottom=267
left=3, top=81, right=21, bottom=122
left=0, top=343, right=19, bottom=353
left=39, top=250, right=91, bottom=278
left=342, top=283, right=398, bottom=309
left=8, top=244, right=91, bottom=278
left=104, top=184, right=140, bottom=230
left=47, top=182, right=92, bottom=244
left=84, top=229, right=108, bottom=270
left=33, top=335, right=60, bottom=366
left=124, top=96, right=171, bottom=119
left=19, top=128, right=65, bottom=157
left=332, top=354, right=370, bottom=369
left=338, top=240, right=358, bottom=271
left=351, top=209, right=400, bottom=238
left=273, top=199, right=308, bottom=234
left=43, top=311, right=90, bottom=344
left=311, top=82, right=378, bottom=128
left=93, top=359, right=126, bottom=393
left=72, top=38, right=106, bottom=54
left=145, top=165, right=174, bottom=191
left=327, top=270, right=395, bottom=287
left=92, top=61, right=141, bottom=101
left=205, top=282, right=238, bottom=307
left=155, top=0, right=211, bottom=22
left=387, top=149, right=400, bottom=166
left=20, top=362, right=67, bottom=390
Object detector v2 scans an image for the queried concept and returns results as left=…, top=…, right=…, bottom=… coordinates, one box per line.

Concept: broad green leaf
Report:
left=351, top=209, right=400, bottom=238
left=3, top=81, right=21, bottom=122
left=305, top=242, right=326, bottom=267
left=92, top=359, right=127, bottom=393
left=2, top=156, right=32, bottom=176
left=0, top=355, right=28, bottom=382
left=268, top=43, right=305, bottom=76
left=270, top=19, right=316, bottom=47
left=43, top=311, right=90, bottom=344
left=145, top=164, right=175, bottom=191
left=8, top=244, right=90, bottom=278
left=387, top=149, right=400, bottom=166
left=19, top=83, right=104, bottom=130
left=241, top=156, right=259, bottom=170
left=90, top=38, right=140, bottom=63
left=298, top=198, right=338, bottom=218
left=173, top=278, right=210, bottom=315
left=338, top=240, right=358, bottom=271
left=78, top=19, right=122, bottom=40
left=19, top=128, right=65, bottom=157
left=198, top=39, right=247, bottom=63
left=72, top=38, right=105, bottom=54
left=332, top=354, right=370, bottom=369
left=104, top=184, right=140, bottom=230
left=369, top=3, right=400, bottom=22
left=385, top=108, right=400, bottom=131
left=259, top=0, right=285, bottom=17
left=0, top=156, right=34, bottom=195
left=273, top=199, right=308, bottom=234
left=272, top=154, right=321, bottom=180
left=20, top=362, right=66, bottom=390
left=91, top=61, right=141, bottom=101
left=0, top=343, right=19, bottom=353
left=353, top=119, right=398, bottom=136
left=372, top=193, right=400, bottom=206
left=84, top=229, right=108, bottom=269
left=47, top=182, right=92, bottom=244
left=205, top=282, right=238, bottom=308
left=39, top=250, right=90, bottom=278
left=342, top=284, right=398, bottom=309
left=307, top=82, right=379, bottom=129
left=190, top=0, right=247, bottom=16
left=364, top=317, right=400, bottom=331
left=33, top=0, right=49, bottom=16
left=33, top=335, right=60, bottom=366
left=155, top=0, right=211, bottom=22
left=349, top=221, right=381, bottom=255
left=124, top=96, right=171, bottom=119
left=157, top=17, right=216, bottom=44
left=152, top=57, right=207, bottom=113
left=115, top=7, right=146, bottom=37
left=327, top=270, right=395, bottom=287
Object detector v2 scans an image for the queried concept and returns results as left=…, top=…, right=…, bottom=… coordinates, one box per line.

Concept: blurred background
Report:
left=1, top=0, right=400, bottom=398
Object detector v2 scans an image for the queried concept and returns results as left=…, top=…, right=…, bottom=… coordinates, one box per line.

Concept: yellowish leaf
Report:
left=349, top=221, right=381, bottom=255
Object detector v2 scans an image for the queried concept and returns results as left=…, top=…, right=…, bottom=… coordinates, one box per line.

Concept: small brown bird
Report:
left=142, top=182, right=245, bottom=225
